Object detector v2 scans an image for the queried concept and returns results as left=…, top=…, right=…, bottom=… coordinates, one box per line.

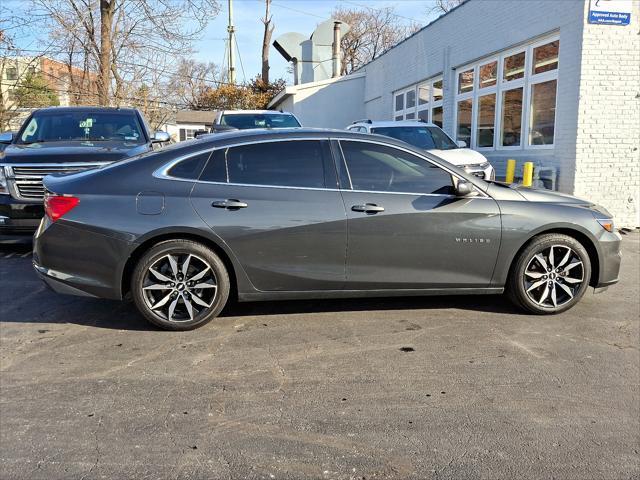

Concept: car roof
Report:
left=193, top=127, right=419, bottom=149
left=220, top=110, right=295, bottom=115
left=33, top=106, right=139, bottom=114
left=350, top=120, right=438, bottom=128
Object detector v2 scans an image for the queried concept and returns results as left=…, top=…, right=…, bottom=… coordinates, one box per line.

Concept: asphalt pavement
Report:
left=1, top=233, right=639, bottom=479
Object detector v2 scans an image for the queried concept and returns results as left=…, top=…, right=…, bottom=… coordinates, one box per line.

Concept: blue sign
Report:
left=588, top=0, right=632, bottom=25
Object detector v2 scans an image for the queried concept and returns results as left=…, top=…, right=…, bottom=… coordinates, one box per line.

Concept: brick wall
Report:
left=573, top=1, right=640, bottom=227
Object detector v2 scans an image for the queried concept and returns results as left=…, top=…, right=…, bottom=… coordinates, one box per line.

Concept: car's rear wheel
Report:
left=132, top=240, right=230, bottom=330
left=508, top=233, right=591, bottom=314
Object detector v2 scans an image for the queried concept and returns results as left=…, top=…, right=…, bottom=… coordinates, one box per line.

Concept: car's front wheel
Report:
left=131, top=239, right=230, bottom=330
left=508, top=233, right=591, bottom=314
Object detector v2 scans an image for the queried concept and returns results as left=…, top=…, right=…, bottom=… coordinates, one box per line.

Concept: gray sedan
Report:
left=32, top=129, right=621, bottom=330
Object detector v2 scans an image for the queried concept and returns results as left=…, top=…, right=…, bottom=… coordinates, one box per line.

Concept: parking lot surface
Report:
left=1, top=234, right=639, bottom=479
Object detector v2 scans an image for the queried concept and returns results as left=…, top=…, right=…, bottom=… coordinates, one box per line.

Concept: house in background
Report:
left=165, top=110, right=216, bottom=142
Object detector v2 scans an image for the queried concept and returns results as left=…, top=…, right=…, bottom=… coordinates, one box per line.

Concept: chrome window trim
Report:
left=335, top=138, right=490, bottom=198
left=153, top=135, right=490, bottom=199
left=336, top=141, right=354, bottom=189
left=152, top=149, right=216, bottom=181
left=193, top=180, right=340, bottom=192
left=1, top=162, right=112, bottom=172
left=154, top=137, right=332, bottom=184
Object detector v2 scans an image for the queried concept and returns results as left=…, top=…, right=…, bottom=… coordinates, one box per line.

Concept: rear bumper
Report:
left=33, top=219, right=133, bottom=300
left=34, top=262, right=99, bottom=297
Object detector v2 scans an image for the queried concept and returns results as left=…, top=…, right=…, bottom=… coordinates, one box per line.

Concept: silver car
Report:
left=33, top=129, right=621, bottom=330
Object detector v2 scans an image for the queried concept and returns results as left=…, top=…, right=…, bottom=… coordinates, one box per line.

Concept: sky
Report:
left=196, top=0, right=440, bottom=82
left=2, top=0, right=442, bottom=85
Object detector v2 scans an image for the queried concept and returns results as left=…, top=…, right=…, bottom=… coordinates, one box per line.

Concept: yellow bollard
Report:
left=522, top=162, right=534, bottom=187
left=505, top=159, right=516, bottom=184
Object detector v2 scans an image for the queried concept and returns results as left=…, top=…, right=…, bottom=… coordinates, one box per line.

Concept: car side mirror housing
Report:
left=0, top=132, right=14, bottom=144
left=152, top=131, right=170, bottom=143
left=455, top=180, right=477, bottom=197
left=456, top=140, right=467, bottom=148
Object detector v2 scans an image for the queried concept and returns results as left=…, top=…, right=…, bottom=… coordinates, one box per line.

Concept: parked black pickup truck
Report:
left=0, top=106, right=169, bottom=242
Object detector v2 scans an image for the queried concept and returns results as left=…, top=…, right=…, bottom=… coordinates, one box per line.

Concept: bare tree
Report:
left=168, top=59, right=223, bottom=110
left=333, top=6, right=418, bottom=75
left=428, top=0, right=466, bottom=15
left=31, top=0, right=221, bottom=106
left=261, top=0, right=274, bottom=84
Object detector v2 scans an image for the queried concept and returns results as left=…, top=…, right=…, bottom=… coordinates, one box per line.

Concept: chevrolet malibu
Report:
left=33, top=129, right=621, bottom=330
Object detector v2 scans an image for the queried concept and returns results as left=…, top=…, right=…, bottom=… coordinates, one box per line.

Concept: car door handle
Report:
left=351, top=203, right=385, bottom=213
left=211, top=199, right=248, bottom=210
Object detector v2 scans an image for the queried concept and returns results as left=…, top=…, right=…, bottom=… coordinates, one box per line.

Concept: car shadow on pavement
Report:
left=223, top=294, right=519, bottom=319
left=1, top=243, right=520, bottom=331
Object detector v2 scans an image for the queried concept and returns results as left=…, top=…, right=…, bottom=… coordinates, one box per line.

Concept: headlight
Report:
left=596, top=218, right=615, bottom=232
left=0, top=167, right=9, bottom=195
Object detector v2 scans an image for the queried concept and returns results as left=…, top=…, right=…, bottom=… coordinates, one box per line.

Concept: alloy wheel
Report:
left=141, top=253, right=218, bottom=322
left=523, top=244, right=585, bottom=309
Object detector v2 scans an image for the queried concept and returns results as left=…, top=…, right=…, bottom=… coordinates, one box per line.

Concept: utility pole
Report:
left=227, top=0, right=236, bottom=84
left=261, top=0, right=274, bottom=85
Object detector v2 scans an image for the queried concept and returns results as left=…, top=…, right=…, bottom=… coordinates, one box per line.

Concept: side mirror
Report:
left=193, top=130, right=209, bottom=138
left=152, top=131, right=170, bottom=143
left=0, top=132, right=14, bottom=144
left=456, top=140, right=467, bottom=148
left=455, top=180, right=476, bottom=197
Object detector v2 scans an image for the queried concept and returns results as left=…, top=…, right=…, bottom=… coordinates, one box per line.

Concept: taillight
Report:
left=44, top=194, right=79, bottom=222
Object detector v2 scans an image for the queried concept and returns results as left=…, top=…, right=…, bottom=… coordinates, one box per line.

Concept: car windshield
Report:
left=220, top=113, right=301, bottom=129
left=18, top=111, right=146, bottom=144
left=371, top=126, right=458, bottom=151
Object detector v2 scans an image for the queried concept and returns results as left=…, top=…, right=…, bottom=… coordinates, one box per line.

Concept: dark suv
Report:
left=0, top=106, right=169, bottom=241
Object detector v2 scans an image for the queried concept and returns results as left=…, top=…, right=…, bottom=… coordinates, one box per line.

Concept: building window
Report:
left=479, top=61, right=497, bottom=88
left=395, top=93, right=404, bottom=112
left=396, top=76, right=443, bottom=124
left=454, top=35, right=559, bottom=150
left=6, top=67, right=18, bottom=81
left=432, top=106, right=443, bottom=128
left=503, top=51, right=525, bottom=81
left=476, top=93, right=496, bottom=148
left=456, top=99, right=472, bottom=147
left=501, top=88, right=523, bottom=147
left=406, top=89, right=416, bottom=109
left=529, top=79, right=557, bottom=145
left=458, top=69, right=474, bottom=94
left=532, top=40, right=559, bottom=75
left=179, top=128, right=199, bottom=141
left=394, top=85, right=422, bottom=121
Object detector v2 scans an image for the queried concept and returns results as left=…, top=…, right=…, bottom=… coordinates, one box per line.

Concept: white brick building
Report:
left=270, top=0, right=640, bottom=227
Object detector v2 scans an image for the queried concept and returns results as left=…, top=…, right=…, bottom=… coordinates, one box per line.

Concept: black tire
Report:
left=131, top=239, right=230, bottom=330
left=507, top=233, right=591, bottom=315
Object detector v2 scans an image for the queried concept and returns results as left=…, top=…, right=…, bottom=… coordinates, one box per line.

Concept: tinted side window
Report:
left=199, top=149, right=227, bottom=182
left=340, top=141, right=453, bottom=194
left=168, top=151, right=211, bottom=180
left=226, top=140, right=330, bottom=188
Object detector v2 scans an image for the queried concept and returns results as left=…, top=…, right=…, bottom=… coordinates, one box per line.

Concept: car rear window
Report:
left=371, top=126, right=457, bottom=151
left=168, top=151, right=212, bottom=180
left=219, top=113, right=301, bottom=129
